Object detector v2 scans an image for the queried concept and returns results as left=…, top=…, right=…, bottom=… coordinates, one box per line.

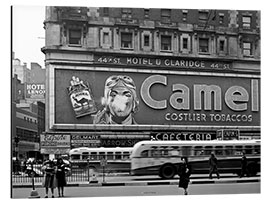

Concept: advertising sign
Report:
left=71, top=134, right=101, bottom=148
left=25, top=83, right=45, bottom=99
left=40, top=133, right=70, bottom=154
left=53, top=66, right=260, bottom=128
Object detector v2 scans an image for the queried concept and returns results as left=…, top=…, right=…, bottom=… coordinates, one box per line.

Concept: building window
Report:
left=144, top=9, right=149, bottom=19
left=103, top=32, right=110, bottom=44
left=122, top=8, right=132, bottom=19
left=161, top=35, right=172, bottom=51
left=199, top=11, right=209, bottom=23
left=243, top=42, right=252, bottom=56
left=68, top=29, right=82, bottom=45
left=199, top=38, right=209, bottom=53
left=103, top=7, right=109, bottom=16
left=121, top=32, right=133, bottom=49
left=242, top=16, right=251, bottom=29
left=161, top=9, right=171, bottom=23
left=182, top=10, right=188, bottom=22
left=219, top=40, right=225, bottom=52
left=183, top=37, right=188, bottom=49
left=219, top=14, right=224, bottom=24
left=144, top=35, right=150, bottom=47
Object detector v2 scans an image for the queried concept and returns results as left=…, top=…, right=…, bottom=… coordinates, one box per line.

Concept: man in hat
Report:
left=93, top=75, right=139, bottom=125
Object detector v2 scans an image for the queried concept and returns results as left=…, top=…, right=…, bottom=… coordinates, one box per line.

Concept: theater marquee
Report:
left=49, top=65, right=260, bottom=130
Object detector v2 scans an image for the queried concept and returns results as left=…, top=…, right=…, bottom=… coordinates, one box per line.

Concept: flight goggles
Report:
left=105, top=75, right=136, bottom=89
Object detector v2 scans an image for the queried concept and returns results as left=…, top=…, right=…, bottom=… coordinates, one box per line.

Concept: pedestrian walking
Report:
left=209, top=152, right=220, bottom=179
left=42, top=159, right=57, bottom=198
left=56, top=158, right=67, bottom=197
left=240, top=152, right=249, bottom=178
left=178, top=157, right=191, bottom=195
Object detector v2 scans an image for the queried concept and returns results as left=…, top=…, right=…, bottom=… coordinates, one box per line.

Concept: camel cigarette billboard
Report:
left=50, top=65, right=260, bottom=129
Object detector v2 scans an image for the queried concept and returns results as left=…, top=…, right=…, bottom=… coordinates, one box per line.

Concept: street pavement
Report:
left=11, top=174, right=260, bottom=199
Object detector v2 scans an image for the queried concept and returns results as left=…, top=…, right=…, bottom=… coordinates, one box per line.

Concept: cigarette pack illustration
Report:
left=67, top=76, right=97, bottom=118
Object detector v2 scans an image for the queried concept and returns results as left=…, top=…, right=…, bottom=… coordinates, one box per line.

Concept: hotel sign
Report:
left=94, top=55, right=231, bottom=70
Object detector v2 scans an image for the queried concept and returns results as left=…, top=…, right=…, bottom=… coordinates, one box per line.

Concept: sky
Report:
left=12, top=5, right=46, bottom=68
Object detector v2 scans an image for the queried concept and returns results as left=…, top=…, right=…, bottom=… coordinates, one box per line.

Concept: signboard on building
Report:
left=52, top=65, right=260, bottom=129
left=25, top=83, right=45, bottom=99
left=71, top=134, right=101, bottom=148
left=40, top=133, right=71, bottom=154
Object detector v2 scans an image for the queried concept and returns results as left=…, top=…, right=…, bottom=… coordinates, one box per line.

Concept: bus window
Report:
left=244, top=146, right=252, bottom=155
left=115, top=152, right=122, bottom=159
left=107, top=152, right=114, bottom=160
left=194, top=146, right=203, bottom=156
left=215, top=146, right=223, bottom=155
left=161, top=149, right=169, bottom=157
left=234, top=146, right=243, bottom=155
left=151, top=149, right=161, bottom=157
left=70, top=154, right=80, bottom=160
left=182, top=146, right=192, bottom=156
left=141, top=150, right=149, bottom=157
left=204, top=146, right=213, bottom=155
left=99, top=152, right=106, bottom=160
left=225, top=146, right=233, bottom=155
left=90, top=152, right=97, bottom=160
left=123, top=152, right=130, bottom=159
left=254, top=146, right=260, bottom=155
left=82, top=152, right=89, bottom=160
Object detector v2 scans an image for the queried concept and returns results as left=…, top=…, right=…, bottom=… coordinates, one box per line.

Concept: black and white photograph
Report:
left=6, top=0, right=268, bottom=202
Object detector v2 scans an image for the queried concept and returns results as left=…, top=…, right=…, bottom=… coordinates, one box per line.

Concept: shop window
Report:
left=144, top=9, right=149, bottom=19
left=121, top=32, right=133, bottom=49
left=161, top=35, right=172, bottom=51
left=161, top=9, right=171, bottom=23
left=243, top=42, right=252, bottom=56
left=122, top=8, right=132, bottom=19
left=199, top=38, right=209, bottom=53
left=144, top=35, right=150, bottom=47
left=68, top=29, right=82, bottom=45
left=242, top=16, right=251, bottom=29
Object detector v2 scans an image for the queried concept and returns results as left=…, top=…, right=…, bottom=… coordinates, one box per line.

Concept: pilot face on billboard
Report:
left=93, top=75, right=139, bottom=125
left=108, top=86, right=134, bottom=118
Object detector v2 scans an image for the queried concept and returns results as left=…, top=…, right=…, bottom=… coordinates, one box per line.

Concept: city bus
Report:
left=69, top=147, right=133, bottom=174
left=130, top=140, right=260, bottom=179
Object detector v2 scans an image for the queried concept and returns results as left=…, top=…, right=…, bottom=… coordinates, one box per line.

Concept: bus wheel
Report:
left=247, top=162, right=258, bottom=176
left=159, top=164, right=176, bottom=179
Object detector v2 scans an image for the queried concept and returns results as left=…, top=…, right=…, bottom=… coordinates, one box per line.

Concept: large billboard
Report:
left=51, top=65, right=260, bottom=129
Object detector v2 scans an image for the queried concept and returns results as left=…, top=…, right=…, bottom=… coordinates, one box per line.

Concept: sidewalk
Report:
left=12, top=174, right=260, bottom=188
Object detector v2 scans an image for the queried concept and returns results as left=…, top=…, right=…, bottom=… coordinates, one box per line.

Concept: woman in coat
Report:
left=42, top=159, right=57, bottom=198
left=178, top=157, right=191, bottom=195
left=56, top=158, right=67, bottom=197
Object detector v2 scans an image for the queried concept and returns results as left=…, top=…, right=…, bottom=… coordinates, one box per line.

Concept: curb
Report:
left=12, top=178, right=260, bottom=188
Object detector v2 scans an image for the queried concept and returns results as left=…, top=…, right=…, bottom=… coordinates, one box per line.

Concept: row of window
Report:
left=70, top=151, right=131, bottom=161
left=102, top=8, right=253, bottom=29
left=16, top=128, right=39, bottom=142
left=140, top=145, right=260, bottom=158
left=67, top=28, right=253, bottom=56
